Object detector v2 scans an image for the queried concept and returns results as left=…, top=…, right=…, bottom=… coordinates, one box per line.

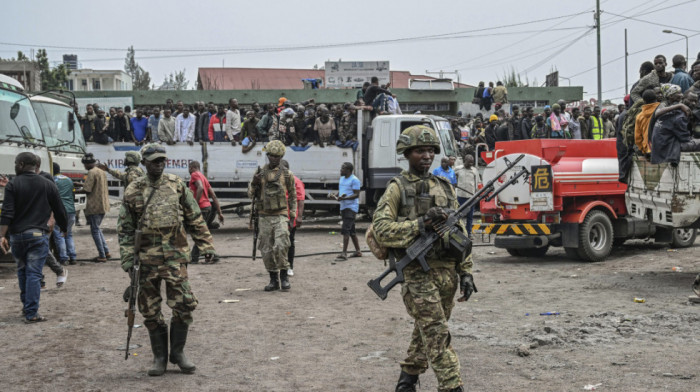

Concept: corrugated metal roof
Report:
left=197, top=68, right=473, bottom=90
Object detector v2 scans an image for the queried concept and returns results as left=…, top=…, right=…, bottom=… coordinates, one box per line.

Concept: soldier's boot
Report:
left=280, top=269, right=291, bottom=291
left=446, top=387, right=464, bottom=392
left=169, top=321, right=196, bottom=374
left=147, top=325, right=169, bottom=376
left=264, top=271, right=280, bottom=292
left=395, top=370, right=419, bottom=392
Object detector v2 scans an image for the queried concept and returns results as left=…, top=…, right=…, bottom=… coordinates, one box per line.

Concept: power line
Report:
left=605, top=11, right=700, bottom=33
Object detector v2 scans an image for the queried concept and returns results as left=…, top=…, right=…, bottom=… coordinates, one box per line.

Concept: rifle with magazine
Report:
left=124, top=186, right=158, bottom=360
left=249, top=167, right=261, bottom=260
left=367, top=154, right=528, bottom=300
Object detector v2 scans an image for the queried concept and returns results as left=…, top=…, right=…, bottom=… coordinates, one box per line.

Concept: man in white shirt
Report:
left=225, top=98, right=241, bottom=146
left=387, top=94, right=402, bottom=115
left=175, top=107, right=195, bottom=144
left=454, top=155, right=481, bottom=238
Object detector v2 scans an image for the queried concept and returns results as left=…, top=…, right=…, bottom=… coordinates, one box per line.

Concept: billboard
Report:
left=324, top=61, right=390, bottom=88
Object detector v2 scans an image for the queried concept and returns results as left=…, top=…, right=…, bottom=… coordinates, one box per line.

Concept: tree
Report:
left=162, top=69, right=189, bottom=90
left=16, top=51, right=29, bottom=61
left=124, top=46, right=151, bottom=90
left=500, top=67, right=530, bottom=87
left=35, top=49, right=70, bottom=90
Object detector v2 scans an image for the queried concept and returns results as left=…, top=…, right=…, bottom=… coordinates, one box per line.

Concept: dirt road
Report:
left=0, top=209, right=698, bottom=392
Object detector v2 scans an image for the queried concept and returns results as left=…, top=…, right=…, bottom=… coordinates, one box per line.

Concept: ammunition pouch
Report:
left=443, top=229, right=472, bottom=261
left=365, top=223, right=388, bottom=260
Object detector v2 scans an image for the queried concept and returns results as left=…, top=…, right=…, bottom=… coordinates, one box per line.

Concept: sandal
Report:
left=56, top=268, right=68, bottom=288
left=24, top=315, right=47, bottom=324
left=334, top=254, right=348, bottom=261
left=349, top=251, right=363, bottom=258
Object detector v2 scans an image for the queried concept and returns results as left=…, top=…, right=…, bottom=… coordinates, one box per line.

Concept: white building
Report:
left=66, top=69, right=132, bottom=91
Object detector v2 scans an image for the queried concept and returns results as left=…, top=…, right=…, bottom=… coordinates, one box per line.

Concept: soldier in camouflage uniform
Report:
left=248, top=140, right=297, bottom=292
left=373, top=125, right=477, bottom=392
left=118, top=143, right=215, bottom=377
left=337, top=103, right=358, bottom=149
left=97, top=151, right=145, bottom=190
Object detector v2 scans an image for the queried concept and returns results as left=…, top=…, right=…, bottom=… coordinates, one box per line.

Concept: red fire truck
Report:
left=476, top=139, right=699, bottom=261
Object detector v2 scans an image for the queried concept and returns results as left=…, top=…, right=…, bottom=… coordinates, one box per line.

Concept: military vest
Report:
left=133, top=174, right=182, bottom=233
left=391, top=173, right=455, bottom=221
left=258, top=167, right=289, bottom=212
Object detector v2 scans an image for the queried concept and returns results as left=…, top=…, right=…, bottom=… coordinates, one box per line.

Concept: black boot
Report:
left=264, top=271, right=280, bottom=291
left=280, top=269, right=291, bottom=291
left=169, top=321, right=196, bottom=374
left=447, top=387, right=464, bottom=392
left=395, top=370, right=419, bottom=392
left=147, top=325, right=168, bottom=376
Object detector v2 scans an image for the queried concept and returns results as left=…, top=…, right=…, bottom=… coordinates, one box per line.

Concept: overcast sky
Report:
left=3, top=0, right=698, bottom=102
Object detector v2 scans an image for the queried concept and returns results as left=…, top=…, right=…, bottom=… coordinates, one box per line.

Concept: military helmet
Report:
left=124, top=151, right=141, bottom=165
left=263, top=140, right=286, bottom=157
left=396, top=125, right=441, bottom=155
left=140, top=143, right=167, bottom=161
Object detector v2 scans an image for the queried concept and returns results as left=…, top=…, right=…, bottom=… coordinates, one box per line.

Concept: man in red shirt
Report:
left=281, top=160, right=304, bottom=276
left=188, top=161, right=223, bottom=263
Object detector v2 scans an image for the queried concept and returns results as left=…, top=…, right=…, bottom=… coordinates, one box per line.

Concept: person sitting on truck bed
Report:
left=336, top=104, right=359, bottom=150
left=651, top=87, right=700, bottom=165
left=256, top=104, right=277, bottom=142
left=634, top=89, right=660, bottom=155
left=314, top=107, right=336, bottom=148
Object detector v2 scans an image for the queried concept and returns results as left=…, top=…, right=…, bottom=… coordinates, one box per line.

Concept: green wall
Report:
left=72, top=86, right=583, bottom=113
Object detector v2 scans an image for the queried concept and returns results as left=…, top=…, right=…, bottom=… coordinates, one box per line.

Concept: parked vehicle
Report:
left=89, top=112, right=458, bottom=213
left=476, top=139, right=698, bottom=261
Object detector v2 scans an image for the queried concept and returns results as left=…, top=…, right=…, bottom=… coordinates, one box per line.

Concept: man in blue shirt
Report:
left=130, top=109, right=149, bottom=144
left=332, top=162, right=362, bottom=261
left=432, top=157, right=457, bottom=186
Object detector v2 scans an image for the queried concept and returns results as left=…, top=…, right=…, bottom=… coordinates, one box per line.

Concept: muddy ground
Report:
left=0, top=206, right=698, bottom=392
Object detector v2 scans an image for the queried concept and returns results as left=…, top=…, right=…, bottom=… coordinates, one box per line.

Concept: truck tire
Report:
left=577, top=210, right=613, bottom=262
left=506, top=249, right=521, bottom=257
left=671, top=228, right=697, bottom=248
left=518, top=246, right=550, bottom=257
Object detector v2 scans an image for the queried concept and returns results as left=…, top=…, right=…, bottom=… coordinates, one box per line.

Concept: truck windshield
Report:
left=435, top=120, right=455, bottom=157
left=0, top=88, right=43, bottom=142
left=33, top=101, right=85, bottom=153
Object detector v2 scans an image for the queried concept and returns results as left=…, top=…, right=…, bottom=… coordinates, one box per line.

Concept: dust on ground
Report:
left=0, top=208, right=698, bottom=392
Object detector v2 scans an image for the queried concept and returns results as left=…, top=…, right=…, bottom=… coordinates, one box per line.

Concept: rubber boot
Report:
left=169, top=321, right=196, bottom=374
left=264, top=271, right=280, bottom=292
left=147, top=325, right=168, bottom=376
left=280, top=269, right=291, bottom=291
left=395, top=370, right=419, bottom=392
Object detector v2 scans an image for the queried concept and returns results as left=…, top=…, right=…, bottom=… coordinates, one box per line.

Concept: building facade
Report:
left=0, top=61, right=41, bottom=91
left=66, top=69, right=132, bottom=92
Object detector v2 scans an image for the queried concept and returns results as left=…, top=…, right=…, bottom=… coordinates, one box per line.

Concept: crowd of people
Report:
left=447, top=52, right=700, bottom=171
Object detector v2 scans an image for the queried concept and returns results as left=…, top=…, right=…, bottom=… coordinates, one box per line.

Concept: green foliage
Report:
left=162, top=69, right=189, bottom=90
left=124, top=46, right=151, bottom=90
left=35, top=49, right=71, bottom=90
left=500, top=67, right=530, bottom=87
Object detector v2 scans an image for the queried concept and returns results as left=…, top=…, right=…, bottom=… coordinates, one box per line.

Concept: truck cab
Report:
left=30, top=95, right=87, bottom=212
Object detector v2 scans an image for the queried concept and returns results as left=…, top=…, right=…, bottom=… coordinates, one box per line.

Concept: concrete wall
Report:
left=72, top=86, right=583, bottom=115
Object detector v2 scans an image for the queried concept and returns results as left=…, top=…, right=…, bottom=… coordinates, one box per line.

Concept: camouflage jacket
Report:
left=118, top=173, right=214, bottom=270
left=338, top=112, right=357, bottom=143
left=108, top=165, right=145, bottom=189
left=373, top=170, right=472, bottom=275
left=247, top=164, right=297, bottom=219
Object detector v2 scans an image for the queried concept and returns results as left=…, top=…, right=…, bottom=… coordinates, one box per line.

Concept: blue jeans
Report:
left=335, top=140, right=359, bottom=151
left=53, top=213, right=76, bottom=262
left=10, top=230, right=49, bottom=319
left=87, top=214, right=109, bottom=257
left=457, top=197, right=475, bottom=235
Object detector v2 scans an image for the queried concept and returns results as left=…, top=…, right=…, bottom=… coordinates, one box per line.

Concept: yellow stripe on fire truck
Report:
left=472, top=223, right=551, bottom=235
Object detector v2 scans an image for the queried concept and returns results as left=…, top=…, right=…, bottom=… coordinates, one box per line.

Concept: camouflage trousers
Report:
left=138, top=260, right=198, bottom=330
left=258, top=215, right=290, bottom=272
left=400, top=267, right=462, bottom=391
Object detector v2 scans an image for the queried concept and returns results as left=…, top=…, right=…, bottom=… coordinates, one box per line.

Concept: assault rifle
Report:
left=124, top=187, right=157, bottom=360
left=367, top=154, right=528, bottom=300
left=249, top=167, right=261, bottom=260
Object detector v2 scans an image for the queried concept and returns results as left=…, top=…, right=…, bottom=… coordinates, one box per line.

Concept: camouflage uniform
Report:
left=373, top=127, right=471, bottom=392
left=248, top=141, right=296, bottom=291
left=107, top=151, right=145, bottom=189
left=118, top=157, right=214, bottom=330
left=338, top=111, right=357, bottom=143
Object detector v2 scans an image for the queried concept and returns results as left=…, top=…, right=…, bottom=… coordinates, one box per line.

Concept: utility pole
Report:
left=624, top=28, right=628, bottom=95
left=596, top=0, right=602, bottom=105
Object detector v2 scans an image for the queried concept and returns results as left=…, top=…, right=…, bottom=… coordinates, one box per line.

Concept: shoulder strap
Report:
left=137, top=185, right=158, bottom=230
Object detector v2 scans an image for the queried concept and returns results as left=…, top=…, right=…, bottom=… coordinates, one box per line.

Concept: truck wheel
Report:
left=564, top=247, right=581, bottom=260
left=577, top=210, right=613, bottom=262
left=506, top=249, right=521, bottom=257
left=518, top=246, right=550, bottom=257
left=671, top=228, right=697, bottom=248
